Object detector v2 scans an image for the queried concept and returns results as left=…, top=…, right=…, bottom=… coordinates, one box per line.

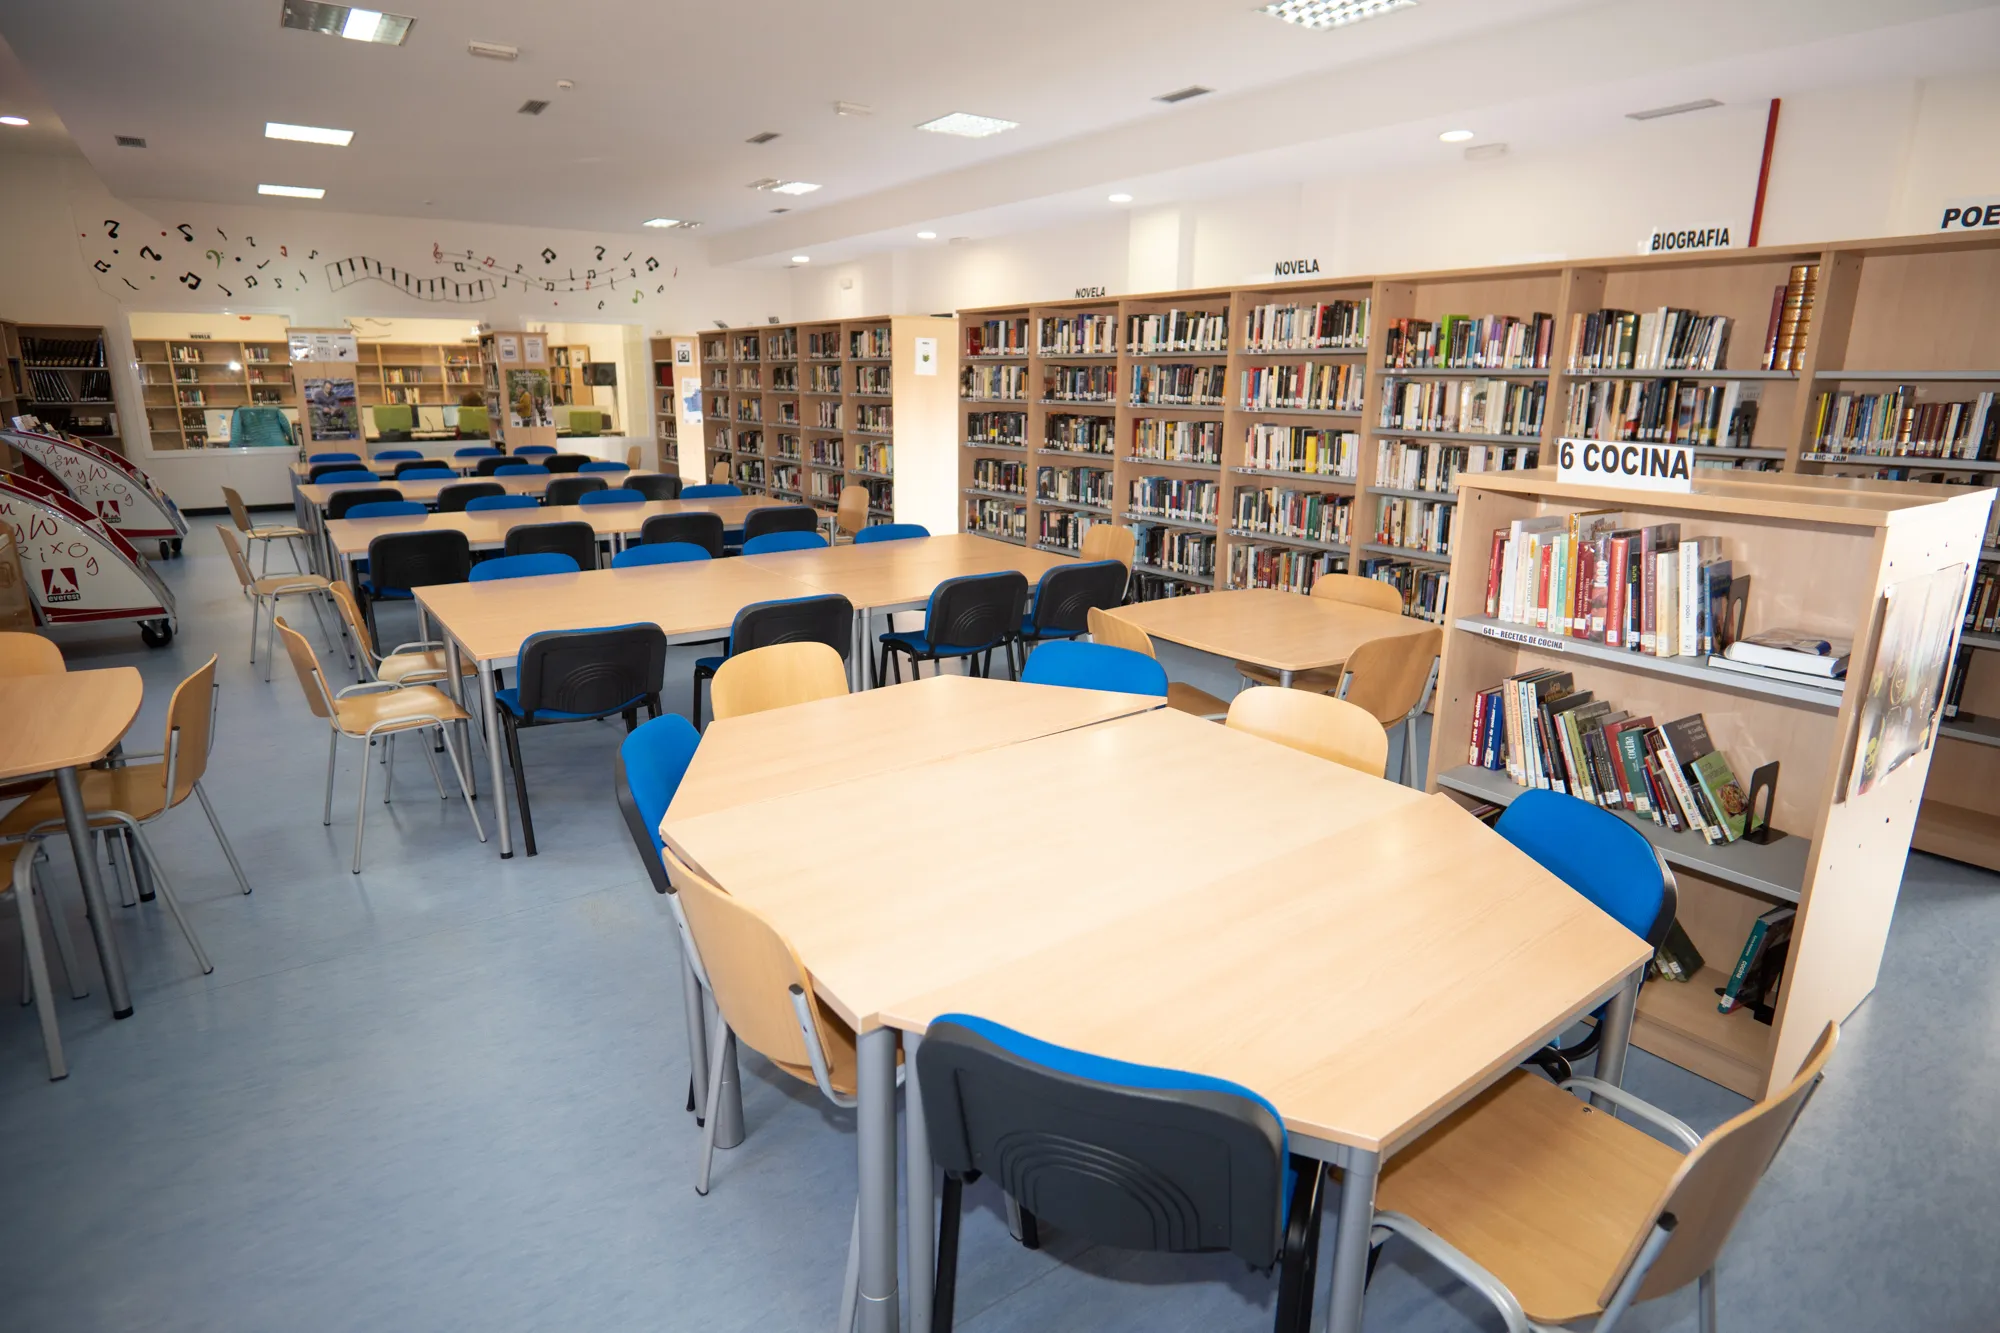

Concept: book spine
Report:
left=1660, top=745, right=1715, bottom=843
left=1719, top=917, right=1773, bottom=1013
left=1606, top=538, right=1631, bottom=647
left=1678, top=540, right=1700, bottom=656
left=1468, top=690, right=1488, bottom=766
left=1639, top=531, right=1658, bottom=653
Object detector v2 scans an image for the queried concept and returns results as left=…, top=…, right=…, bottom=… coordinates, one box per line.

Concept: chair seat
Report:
left=692, top=654, right=725, bottom=675
left=0, top=765, right=173, bottom=833
left=330, top=685, right=469, bottom=735
left=1019, top=617, right=1086, bottom=642
left=378, top=648, right=476, bottom=685
left=1166, top=682, right=1230, bottom=718
left=1235, top=660, right=1344, bottom=692
left=1376, top=1070, right=1682, bottom=1325
left=252, top=572, right=331, bottom=596
left=246, top=525, right=309, bottom=540
left=358, top=583, right=416, bottom=601
left=493, top=686, right=649, bottom=722
left=880, top=631, right=990, bottom=659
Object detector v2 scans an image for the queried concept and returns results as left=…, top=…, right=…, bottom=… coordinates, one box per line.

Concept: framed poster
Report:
left=1848, top=563, right=1969, bottom=798
left=506, top=369, right=553, bottom=429
left=524, top=335, right=546, bottom=363
left=497, top=335, right=521, bottom=365
left=678, top=374, right=704, bottom=426
left=304, top=377, right=359, bottom=441
left=673, top=339, right=694, bottom=367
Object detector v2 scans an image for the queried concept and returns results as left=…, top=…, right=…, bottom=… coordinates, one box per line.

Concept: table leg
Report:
left=904, top=1030, right=934, bottom=1333
left=856, top=1025, right=901, bottom=1333
left=1593, top=968, right=1641, bottom=1096
left=57, top=766, right=131, bottom=1019
left=444, top=637, right=475, bottom=798
left=1324, top=1148, right=1379, bottom=1333
left=1279, top=668, right=1295, bottom=688
left=848, top=610, right=863, bottom=693
left=479, top=661, right=513, bottom=858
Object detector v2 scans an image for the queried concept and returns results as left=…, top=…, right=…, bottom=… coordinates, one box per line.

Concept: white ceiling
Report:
left=2, top=0, right=1997, bottom=267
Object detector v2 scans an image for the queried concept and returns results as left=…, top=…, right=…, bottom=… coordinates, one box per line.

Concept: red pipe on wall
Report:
left=1748, top=98, right=1782, bottom=247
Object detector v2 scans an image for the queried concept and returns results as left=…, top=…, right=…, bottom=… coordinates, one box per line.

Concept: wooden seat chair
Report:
left=217, top=525, right=335, bottom=681
left=626, top=444, right=643, bottom=470
left=1371, top=1023, right=1839, bottom=1333
left=831, top=484, right=870, bottom=543
left=0, top=630, right=63, bottom=676
left=274, top=617, right=485, bottom=874
left=708, top=641, right=849, bottom=723
left=1234, top=574, right=1402, bottom=693
left=1079, top=521, right=1136, bottom=573
left=222, top=485, right=309, bottom=576
left=1086, top=608, right=1228, bottom=719
left=710, top=458, right=730, bottom=485
left=327, top=581, right=474, bottom=688
left=1336, top=625, right=1442, bottom=787
left=1225, top=686, right=1388, bottom=777
left=3, top=835, right=90, bottom=1080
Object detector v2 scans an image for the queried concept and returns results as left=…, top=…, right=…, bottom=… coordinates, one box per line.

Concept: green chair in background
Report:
left=373, top=404, right=416, bottom=442
left=566, top=407, right=603, bottom=437
left=227, top=406, right=295, bottom=449
left=456, top=405, right=490, bottom=439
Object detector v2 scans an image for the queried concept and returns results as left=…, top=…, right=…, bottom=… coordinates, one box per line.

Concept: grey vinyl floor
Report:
left=2, top=527, right=1996, bottom=1332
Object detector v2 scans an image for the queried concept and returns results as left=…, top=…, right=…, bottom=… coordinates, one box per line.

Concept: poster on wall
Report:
left=678, top=374, right=703, bottom=425
left=506, top=369, right=554, bottom=430
left=497, top=335, right=520, bottom=365
left=289, top=332, right=358, bottom=363
left=524, top=335, right=546, bottom=363
left=913, top=336, right=938, bottom=376
left=304, top=377, right=360, bottom=441
left=673, top=340, right=694, bottom=367
left=1848, top=563, right=1969, bottom=799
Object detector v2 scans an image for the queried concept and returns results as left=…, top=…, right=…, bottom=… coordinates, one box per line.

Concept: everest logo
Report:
left=41, top=567, right=81, bottom=603
left=97, top=499, right=122, bottom=523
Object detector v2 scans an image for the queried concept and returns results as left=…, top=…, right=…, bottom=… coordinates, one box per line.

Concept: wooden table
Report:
left=324, top=496, right=763, bottom=575
left=0, top=669, right=145, bottom=1017
left=661, top=702, right=1651, bottom=1333
left=1107, top=587, right=1431, bottom=686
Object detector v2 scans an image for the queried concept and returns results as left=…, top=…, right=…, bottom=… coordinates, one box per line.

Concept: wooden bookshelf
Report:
left=649, top=335, right=705, bottom=479
left=477, top=331, right=556, bottom=452
left=135, top=336, right=296, bottom=449
left=1427, top=469, right=1990, bottom=1097
left=14, top=321, right=122, bottom=452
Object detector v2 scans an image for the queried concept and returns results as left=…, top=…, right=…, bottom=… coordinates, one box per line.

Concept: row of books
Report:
left=808, top=470, right=844, bottom=501
left=1374, top=496, right=1451, bottom=555
left=1127, top=310, right=1229, bottom=355
left=1232, top=487, right=1351, bottom=545
left=1380, top=377, right=1545, bottom=438
left=1383, top=314, right=1553, bottom=371
left=774, top=433, right=802, bottom=460
left=961, top=365, right=1026, bottom=401
left=855, top=404, right=890, bottom=433
left=768, top=328, right=798, bottom=361
left=807, top=331, right=841, bottom=360
left=27, top=369, right=112, bottom=402
left=1047, top=414, right=1114, bottom=453
left=1045, top=366, right=1116, bottom=403
left=813, top=401, right=840, bottom=429
left=1040, top=315, right=1118, bottom=356
left=1485, top=514, right=1740, bottom=657
left=1565, top=307, right=1732, bottom=373
left=772, top=463, right=801, bottom=493
left=1229, top=544, right=1344, bottom=593
left=1560, top=378, right=1756, bottom=447
left=1129, top=475, right=1219, bottom=523
left=808, top=436, right=840, bottom=466
left=1040, top=465, right=1113, bottom=508
left=966, top=318, right=1028, bottom=357
left=809, top=366, right=842, bottom=393
left=971, top=459, right=1028, bottom=494
left=1129, top=363, right=1227, bottom=408
left=858, top=476, right=894, bottom=512
left=1131, top=417, right=1221, bottom=464
left=1245, top=424, right=1358, bottom=477
left=1131, top=522, right=1217, bottom=578
left=1964, top=566, right=2000, bottom=633
left=737, top=401, right=764, bottom=423
left=854, top=366, right=891, bottom=395
left=1808, top=389, right=1995, bottom=461
left=1712, top=906, right=1792, bottom=1019
left=1760, top=264, right=1818, bottom=371
left=1357, top=556, right=1445, bottom=621
left=1036, top=508, right=1100, bottom=552
left=966, top=410, right=1025, bottom=445
left=1242, top=362, right=1363, bottom=413
left=853, top=441, right=892, bottom=473
left=966, top=498, right=1027, bottom=541
left=1240, top=300, right=1370, bottom=352
left=21, top=336, right=106, bottom=367
left=1374, top=440, right=1535, bottom=494
left=736, top=367, right=762, bottom=389
left=738, top=431, right=766, bottom=455
left=850, top=327, right=891, bottom=360
left=735, top=335, right=761, bottom=362
left=770, top=366, right=799, bottom=391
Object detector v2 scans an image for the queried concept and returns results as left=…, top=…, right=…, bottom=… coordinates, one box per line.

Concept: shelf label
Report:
left=1074, top=285, right=1107, bottom=299
left=1644, top=224, right=1733, bottom=253
left=1273, top=258, right=1321, bottom=277
left=913, top=336, right=938, bottom=376
left=1556, top=436, right=1693, bottom=492
left=1939, top=195, right=2000, bottom=231
left=1468, top=619, right=1571, bottom=653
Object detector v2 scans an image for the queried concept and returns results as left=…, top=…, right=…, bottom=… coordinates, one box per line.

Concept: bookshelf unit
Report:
left=135, top=336, right=297, bottom=449
left=477, top=330, right=557, bottom=452
left=649, top=335, right=706, bottom=479
left=13, top=321, right=121, bottom=452
left=351, top=341, right=484, bottom=428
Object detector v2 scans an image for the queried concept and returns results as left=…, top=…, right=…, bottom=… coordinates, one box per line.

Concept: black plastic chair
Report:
left=503, top=520, right=600, bottom=571
left=546, top=475, right=608, bottom=507
left=358, top=529, right=471, bottom=639
left=740, top=504, right=821, bottom=543
left=545, top=453, right=593, bottom=474
left=311, top=462, right=377, bottom=483
left=497, top=624, right=668, bottom=855
left=878, top=571, right=1027, bottom=684
left=641, top=511, right=726, bottom=559
left=392, top=458, right=444, bottom=478
left=691, top=593, right=853, bottom=727
left=436, top=481, right=505, bottom=513
left=628, top=473, right=684, bottom=501
left=473, top=455, right=517, bottom=477
left=918, top=1014, right=1324, bottom=1333
left=1012, top=559, right=1131, bottom=674
left=326, top=487, right=405, bottom=520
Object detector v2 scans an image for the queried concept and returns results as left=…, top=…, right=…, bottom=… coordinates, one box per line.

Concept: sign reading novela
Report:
left=1074, top=285, right=1107, bottom=299
left=1556, top=436, right=1695, bottom=493
left=1646, top=225, right=1732, bottom=253
left=1273, top=258, right=1321, bottom=277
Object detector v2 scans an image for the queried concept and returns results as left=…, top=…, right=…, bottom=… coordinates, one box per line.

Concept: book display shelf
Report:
left=10, top=321, right=122, bottom=453
left=353, top=341, right=484, bottom=420
left=478, top=330, right=557, bottom=452
left=134, top=336, right=297, bottom=449
left=1430, top=469, right=1990, bottom=1096
left=648, top=335, right=697, bottom=477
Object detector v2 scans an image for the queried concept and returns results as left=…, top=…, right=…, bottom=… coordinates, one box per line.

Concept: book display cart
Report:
left=135, top=336, right=296, bottom=449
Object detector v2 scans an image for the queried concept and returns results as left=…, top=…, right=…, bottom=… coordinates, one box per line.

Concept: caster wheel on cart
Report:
left=172, top=538, right=183, bottom=555
left=140, top=620, right=174, bottom=648
left=159, top=540, right=173, bottom=559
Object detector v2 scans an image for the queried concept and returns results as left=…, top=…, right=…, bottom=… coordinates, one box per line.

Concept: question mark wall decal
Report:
left=140, top=245, right=161, bottom=261
left=103, top=220, right=120, bottom=238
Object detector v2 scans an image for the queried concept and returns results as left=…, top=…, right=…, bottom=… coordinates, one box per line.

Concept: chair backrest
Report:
left=273, top=616, right=335, bottom=720
left=924, top=571, right=1029, bottom=649
left=437, top=481, right=505, bottom=512
left=308, top=451, right=361, bottom=465
left=1226, top=687, right=1388, bottom=778
left=641, top=511, right=726, bottom=557
left=373, top=448, right=422, bottom=461
left=578, top=487, right=645, bottom=507
left=456, top=407, right=491, bottom=437
left=1312, top=572, right=1404, bottom=615
left=546, top=475, right=609, bottom=506
left=155, top=654, right=220, bottom=805
left=615, top=714, right=702, bottom=893
left=1338, top=626, right=1442, bottom=725
left=215, top=525, right=258, bottom=592
left=710, top=459, right=730, bottom=484
left=396, top=466, right=458, bottom=481
left=1087, top=608, right=1157, bottom=658
left=230, top=406, right=295, bottom=448
left=682, top=483, right=742, bottom=499
left=626, top=444, right=643, bottom=470
left=545, top=453, right=593, bottom=474
left=568, top=408, right=604, bottom=436
left=515, top=623, right=668, bottom=719
left=1020, top=641, right=1167, bottom=696
left=917, top=1014, right=1288, bottom=1266
left=741, top=530, right=828, bottom=555
left=628, top=473, right=683, bottom=501
left=664, top=843, right=856, bottom=1090
left=709, top=641, right=849, bottom=722
left=730, top=594, right=854, bottom=661
left=1493, top=789, right=1676, bottom=946
left=325, top=581, right=378, bottom=661
left=464, top=494, right=539, bottom=513
left=503, top=520, right=600, bottom=569
left=494, top=463, right=550, bottom=477
left=836, top=485, right=869, bottom=536
left=454, top=444, right=501, bottom=459
left=578, top=459, right=626, bottom=474
left=1029, top=560, right=1130, bottom=635
left=854, top=522, right=929, bottom=544
left=511, top=445, right=557, bottom=458
left=612, top=541, right=711, bottom=569
left=472, top=455, right=514, bottom=476
left=343, top=500, right=427, bottom=520
left=315, top=469, right=380, bottom=487
left=389, top=458, right=436, bottom=477
left=742, top=504, right=821, bottom=542
left=327, top=487, right=406, bottom=520
left=366, top=529, right=472, bottom=592
left=221, top=486, right=255, bottom=534
left=372, top=404, right=415, bottom=435
left=470, top=552, right=580, bottom=582
left=0, top=630, right=64, bottom=675
left=1080, top=522, right=1137, bottom=570
left=1619, top=1024, right=1839, bottom=1305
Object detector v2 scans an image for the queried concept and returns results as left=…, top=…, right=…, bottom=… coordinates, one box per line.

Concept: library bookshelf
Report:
left=351, top=341, right=484, bottom=426
left=478, top=330, right=557, bottom=452
left=1428, top=469, right=1990, bottom=1097
left=9, top=321, right=122, bottom=453
left=697, top=316, right=956, bottom=526
left=134, top=335, right=296, bottom=449
left=648, top=335, right=703, bottom=479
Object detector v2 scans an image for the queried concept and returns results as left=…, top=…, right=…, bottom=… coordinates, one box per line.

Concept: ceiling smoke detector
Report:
left=1154, top=86, right=1212, bottom=105
left=1626, top=98, right=1723, bottom=121
left=467, top=39, right=519, bottom=60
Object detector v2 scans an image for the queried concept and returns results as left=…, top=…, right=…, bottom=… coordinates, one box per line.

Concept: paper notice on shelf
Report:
left=913, top=337, right=938, bottom=376
left=524, top=335, right=546, bottom=363
left=673, top=340, right=694, bottom=366
left=497, top=335, right=520, bottom=364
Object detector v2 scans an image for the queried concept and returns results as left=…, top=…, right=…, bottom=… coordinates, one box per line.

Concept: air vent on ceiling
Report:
left=747, top=131, right=780, bottom=145
left=1463, top=142, right=1508, bottom=162
left=115, top=135, right=147, bottom=148
left=519, top=100, right=550, bottom=116
left=1626, top=98, right=1722, bottom=121
left=770, top=208, right=790, bottom=214
left=1154, top=86, right=1212, bottom=105
left=468, top=40, right=519, bottom=61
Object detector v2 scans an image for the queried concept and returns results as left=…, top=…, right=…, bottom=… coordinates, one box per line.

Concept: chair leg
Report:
left=1698, top=1270, right=1717, bottom=1333
left=129, top=826, right=213, bottom=975
left=193, top=781, right=253, bottom=895
left=933, top=1174, right=964, bottom=1331
left=418, top=731, right=450, bottom=799
left=323, top=728, right=340, bottom=826
left=100, top=828, right=136, bottom=908
left=382, top=732, right=397, bottom=801
left=248, top=592, right=263, bottom=665
left=502, top=714, right=537, bottom=857
left=1274, top=1158, right=1326, bottom=1333
left=13, top=852, right=67, bottom=1079
left=352, top=737, right=372, bottom=873
left=124, top=828, right=155, bottom=903
left=436, top=725, right=487, bottom=844
left=33, top=867, right=90, bottom=999
left=694, top=1009, right=731, bottom=1195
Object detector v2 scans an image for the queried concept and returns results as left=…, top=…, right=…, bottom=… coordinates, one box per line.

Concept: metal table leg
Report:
left=856, top=1025, right=901, bottom=1333
left=1593, top=968, right=1641, bottom=1097
left=56, top=766, right=131, bottom=1018
left=1279, top=668, right=1294, bottom=688
left=479, top=660, right=513, bottom=858
left=1323, top=1148, right=1379, bottom=1333
left=904, top=1030, right=934, bottom=1333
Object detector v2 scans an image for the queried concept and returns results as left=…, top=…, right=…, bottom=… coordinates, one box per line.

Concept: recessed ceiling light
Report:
left=0, top=116, right=27, bottom=127
left=643, top=218, right=680, bottom=228
left=266, top=121, right=354, bottom=146
left=791, top=255, right=811, bottom=264
left=1108, top=193, right=1133, bottom=204
left=916, top=231, right=937, bottom=240
left=467, top=39, right=519, bottom=60
left=1258, top=0, right=1415, bottom=31
left=1438, top=129, right=1474, bottom=143
left=280, top=2, right=414, bottom=45
left=916, top=112, right=1019, bottom=139
left=771, top=181, right=821, bottom=195
left=258, top=183, right=325, bottom=198
left=1626, top=98, right=1723, bottom=121
left=834, top=102, right=872, bottom=117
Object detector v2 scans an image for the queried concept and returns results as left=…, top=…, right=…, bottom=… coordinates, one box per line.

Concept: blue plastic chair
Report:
left=342, top=500, right=428, bottom=521
left=315, top=469, right=379, bottom=486
left=512, top=445, right=557, bottom=458
left=1019, top=640, right=1168, bottom=697
left=578, top=488, right=646, bottom=506
left=464, top=495, right=540, bottom=512
left=682, top=483, right=743, bottom=499
left=373, top=449, right=422, bottom=461
left=469, top=553, right=582, bottom=582
left=741, top=531, right=828, bottom=555
left=612, top=542, right=711, bottom=569
left=308, top=451, right=360, bottom=464
left=579, top=460, right=629, bottom=474
left=495, top=464, right=550, bottom=477
left=397, top=467, right=457, bottom=481
left=455, top=446, right=502, bottom=459
left=854, top=523, right=929, bottom=544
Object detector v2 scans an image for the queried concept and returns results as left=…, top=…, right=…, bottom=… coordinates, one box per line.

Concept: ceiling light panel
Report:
left=115, top=135, right=146, bottom=147
left=1258, top=0, right=1415, bottom=31
left=266, top=121, right=354, bottom=146
left=916, top=112, right=1019, bottom=139
left=643, top=218, right=680, bottom=228
left=467, top=40, right=519, bottom=60
left=1626, top=98, right=1722, bottom=121
left=259, top=183, right=325, bottom=198
left=0, top=116, right=29, bottom=127
left=518, top=100, right=550, bottom=115
left=746, top=132, right=780, bottom=145
left=1438, top=129, right=1473, bottom=143
left=279, top=2, right=414, bottom=45
left=770, top=181, right=821, bottom=195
